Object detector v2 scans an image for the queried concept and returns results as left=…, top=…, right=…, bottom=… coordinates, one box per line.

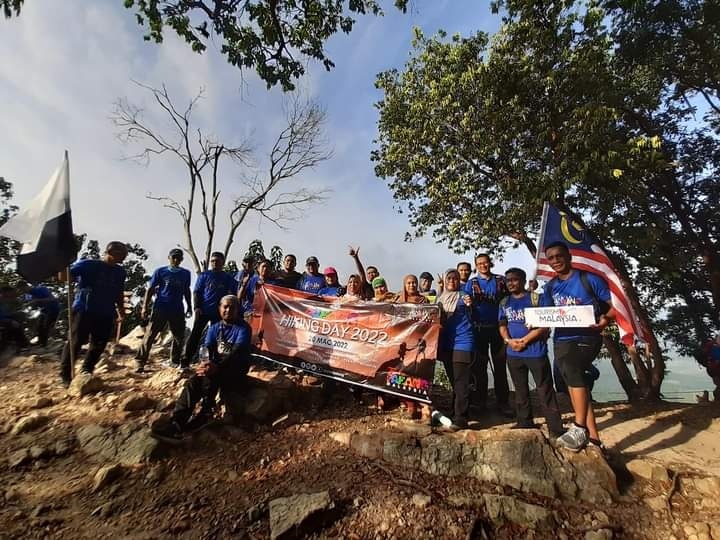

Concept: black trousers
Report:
left=182, top=313, right=217, bottom=367
left=60, top=311, right=114, bottom=382
left=440, top=349, right=473, bottom=426
left=136, top=310, right=186, bottom=365
left=36, top=310, right=58, bottom=347
left=172, top=365, right=246, bottom=427
left=507, top=355, right=564, bottom=434
left=473, top=325, right=509, bottom=408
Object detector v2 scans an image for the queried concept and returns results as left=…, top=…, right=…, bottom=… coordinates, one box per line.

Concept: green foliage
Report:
left=241, top=239, right=284, bottom=271
left=0, top=0, right=22, bottom=18
left=374, top=0, right=720, bottom=354
left=0, top=177, right=19, bottom=284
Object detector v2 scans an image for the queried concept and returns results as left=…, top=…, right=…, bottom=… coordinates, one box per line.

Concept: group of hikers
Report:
left=7, top=240, right=618, bottom=452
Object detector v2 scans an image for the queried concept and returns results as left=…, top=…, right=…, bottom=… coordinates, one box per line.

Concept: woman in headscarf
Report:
left=395, top=274, right=429, bottom=305
left=435, top=268, right=474, bottom=430
left=393, top=274, right=428, bottom=419
left=372, top=277, right=396, bottom=302
left=340, top=274, right=366, bottom=303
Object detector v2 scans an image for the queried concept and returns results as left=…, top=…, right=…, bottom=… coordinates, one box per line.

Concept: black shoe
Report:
left=151, top=418, right=184, bottom=444
left=185, top=411, right=213, bottom=433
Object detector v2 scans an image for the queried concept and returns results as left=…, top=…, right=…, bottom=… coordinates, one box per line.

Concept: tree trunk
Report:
left=603, top=335, right=640, bottom=401
left=626, top=345, right=650, bottom=397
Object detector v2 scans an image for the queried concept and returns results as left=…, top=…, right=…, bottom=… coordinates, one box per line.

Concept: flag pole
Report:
left=66, top=266, right=75, bottom=380
left=533, top=201, right=550, bottom=280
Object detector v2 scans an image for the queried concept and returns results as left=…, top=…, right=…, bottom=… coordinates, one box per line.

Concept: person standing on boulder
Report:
left=60, top=241, right=128, bottom=386
left=498, top=267, right=564, bottom=437
left=134, top=248, right=192, bottom=372
left=543, top=241, right=615, bottom=451
left=181, top=252, right=238, bottom=370
left=151, top=295, right=251, bottom=440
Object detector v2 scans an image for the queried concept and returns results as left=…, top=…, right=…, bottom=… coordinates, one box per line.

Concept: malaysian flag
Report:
left=535, top=202, right=646, bottom=346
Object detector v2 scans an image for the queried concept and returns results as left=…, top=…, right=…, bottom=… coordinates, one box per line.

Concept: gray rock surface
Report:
left=11, top=413, right=50, bottom=435
left=77, top=423, right=162, bottom=465
left=483, top=494, right=555, bottom=530
left=67, top=373, right=104, bottom=397
left=92, top=463, right=125, bottom=492
left=268, top=491, right=335, bottom=540
left=119, top=394, right=157, bottom=412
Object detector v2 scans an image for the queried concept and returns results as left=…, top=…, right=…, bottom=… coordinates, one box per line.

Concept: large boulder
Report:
left=67, top=373, right=104, bottom=397
left=334, top=426, right=618, bottom=504
left=77, top=423, right=163, bottom=465
left=268, top=491, right=336, bottom=540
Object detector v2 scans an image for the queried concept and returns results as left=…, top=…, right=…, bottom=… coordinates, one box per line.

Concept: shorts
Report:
left=554, top=337, right=602, bottom=388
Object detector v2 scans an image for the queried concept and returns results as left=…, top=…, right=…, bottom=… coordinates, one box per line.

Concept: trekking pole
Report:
left=66, top=267, right=75, bottom=380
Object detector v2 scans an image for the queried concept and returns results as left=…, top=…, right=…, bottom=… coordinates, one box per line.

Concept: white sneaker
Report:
left=556, top=423, right=589, bottom=452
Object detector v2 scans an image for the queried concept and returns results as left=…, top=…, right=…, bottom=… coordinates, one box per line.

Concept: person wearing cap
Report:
left=418, top=272, right=437, bottom=299
left=372, top=277, right=396, bottom=302
left=135, top=248, right=192, bottom=372
left=318, top=267, right=346, bottom=297
left=277, top=254, right=302, bottom=289
left=181, top=251, right=238, bottom=369
left=297, top=256, right=326, bottom=294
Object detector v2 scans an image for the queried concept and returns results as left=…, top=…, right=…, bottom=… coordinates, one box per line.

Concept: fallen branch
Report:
left=372, top=461, right=433, bottom=497
left=666, top=471, right=679, bottom=522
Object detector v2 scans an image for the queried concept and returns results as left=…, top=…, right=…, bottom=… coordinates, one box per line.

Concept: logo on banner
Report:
left=386, top=370, right=431, bottom=395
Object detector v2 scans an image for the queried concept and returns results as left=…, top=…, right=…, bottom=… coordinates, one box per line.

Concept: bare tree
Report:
left=111, top=81, right=331, bottom=273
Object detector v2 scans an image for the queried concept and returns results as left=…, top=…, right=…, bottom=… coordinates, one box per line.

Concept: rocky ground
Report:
left=1, top=335, right=720, bottom=539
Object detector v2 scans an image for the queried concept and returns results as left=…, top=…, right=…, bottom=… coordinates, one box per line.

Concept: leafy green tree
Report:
left=0, top=177, right=19, bottom=284
left=374, top=1, right=720, bottom=399
left=3, top=0, right=409, bottom=90
left=242, top=239, right=284, bottom=271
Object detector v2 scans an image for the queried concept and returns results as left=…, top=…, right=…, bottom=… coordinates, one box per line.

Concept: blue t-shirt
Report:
left=439, top=298, right=475, bottom=352
left=465, top=274, right=506, bottom=325
left=194, top=271, right=238, bottom=320
left=205, top=319, right=251, bottom=367
left=318, top=285, right=341, bottom=297
left=498, top=292, right=549, bottom=358
left=71, top=259, right=126, bottom=317
left=297, top=273, right=325, bottom=294
left=149, top=266, right=191, bottom=314
left=28, top=286, right=60, bottom=316
left=543, top=271, right=611, bottom=341
left=241, top=275, right=281, bottom=313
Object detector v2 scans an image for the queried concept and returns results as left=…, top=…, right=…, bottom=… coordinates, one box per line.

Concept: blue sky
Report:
left=0, top=0, right=538, bottom=288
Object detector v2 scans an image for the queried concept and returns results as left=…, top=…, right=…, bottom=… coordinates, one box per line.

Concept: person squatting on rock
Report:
left=435, top=269, right=475, bottom=431
left=498, top=267, right=564, bottom=437
left=151, top=295, right=252, bottom=441
left=543, top=241, right=615, bottom=451
left=181, top=252, right=238, bottom=370
left=60, top=241, right=128, bottom=386
left=135, top=248, right=192, bottom=373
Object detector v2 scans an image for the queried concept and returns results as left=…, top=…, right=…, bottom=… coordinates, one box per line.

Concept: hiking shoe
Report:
left=185, top=411, right=213, bottom=433
left=556, top=423, right=589, bottom=452
left=151, top=418, right=184, bottom=444
left=588, top=438, right=606, bottom=451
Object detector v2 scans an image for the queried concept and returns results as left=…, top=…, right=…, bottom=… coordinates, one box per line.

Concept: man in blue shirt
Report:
left=465, top=253, right=512, bottom=417
left=543, top=241, right=615, bottom=451
left=181, top=251, right=238, bottom=369
left=235, top=255, right=256, bottom=284
left=499, top=268, right=563, bottom=436
left=238, top=259, right=281, bottom=313
left=297, top=256, right=326, bottom=294
left=151, top=295, right=252, bottom=441
left=19, top=282, right=61, bottom=347
left=60, top=241, right=128, bottom=386
left=135, top=248, right=192, bottom=372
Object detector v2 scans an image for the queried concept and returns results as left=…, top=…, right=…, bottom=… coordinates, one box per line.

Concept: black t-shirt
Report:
left=277, top=269, right=302, bottom=289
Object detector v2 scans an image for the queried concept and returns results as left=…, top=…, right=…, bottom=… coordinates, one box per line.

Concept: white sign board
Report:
left=524, top=305, right=596, bottom=328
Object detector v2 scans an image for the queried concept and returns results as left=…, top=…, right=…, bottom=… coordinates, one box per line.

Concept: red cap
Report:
left=323, top=266, right=338, bottom=276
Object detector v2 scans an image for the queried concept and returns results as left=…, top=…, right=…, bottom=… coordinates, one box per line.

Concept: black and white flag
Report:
left=0, top=151, right=78, bottom=282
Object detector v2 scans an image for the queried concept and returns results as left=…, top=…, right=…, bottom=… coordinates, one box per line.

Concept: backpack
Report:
left=545, top=271, right=610, bottom=315
left=499, top=291, right=540, bottom=309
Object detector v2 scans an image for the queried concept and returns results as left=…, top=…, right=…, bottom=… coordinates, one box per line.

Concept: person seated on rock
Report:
left=181, top=251, right=238, bottom=370
left=18, top=281, right=61, bottom=347
left=434, top=269, right=474, bottom=431
left=135, top=248, right=192, bottom=373
left=498, top=268, right=564, bottom=437
left=0, top=284, right=29, bottom=352
left=60, top=241, right=128, bottom=387
left=151, top=295, right=252, bottom=441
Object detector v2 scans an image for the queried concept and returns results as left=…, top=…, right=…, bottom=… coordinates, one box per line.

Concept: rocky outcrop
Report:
left=331, top=425, right=618, bottom=504
left=268, top=491, right=336, bottom=540
left=77, top=423, right=162, bottom=465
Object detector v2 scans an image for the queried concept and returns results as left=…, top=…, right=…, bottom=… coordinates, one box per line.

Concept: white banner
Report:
left=524, top=305, right=595, bottom=328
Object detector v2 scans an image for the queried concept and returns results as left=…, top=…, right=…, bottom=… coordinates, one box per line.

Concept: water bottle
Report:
left=431, top=410, right=452, bottom=427
left=198, top=345, right=210, bottom=364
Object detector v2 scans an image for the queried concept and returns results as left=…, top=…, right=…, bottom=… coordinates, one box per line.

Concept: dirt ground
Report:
left=1, top=346, right=720, bottom=540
